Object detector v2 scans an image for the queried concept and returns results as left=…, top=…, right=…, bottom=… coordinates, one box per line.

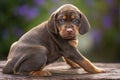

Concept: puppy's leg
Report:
left=77, top=56, right=105, bottom=73
left=62, top=57, right=80, bottom=69
left=64, top=48, right=105, bottom=73
left=70, top=55, right=105, bottom=73
left=7, top=42, right=18, bottom=60
left=15, top=54, right=51, bottom=76
left=13, top=46, right=51, bottom=76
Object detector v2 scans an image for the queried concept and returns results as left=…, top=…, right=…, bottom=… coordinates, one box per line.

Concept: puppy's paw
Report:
left=29, top=70, right=52, bottom=76
left=85, top=67, right=106, bottom=73
left=95, top=68, right=106, bottom=73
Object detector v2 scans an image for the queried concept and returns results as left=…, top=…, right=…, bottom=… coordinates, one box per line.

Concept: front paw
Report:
left=94, top=68, right=106, bottom=73
left=85, top=67, right=106, bottom=73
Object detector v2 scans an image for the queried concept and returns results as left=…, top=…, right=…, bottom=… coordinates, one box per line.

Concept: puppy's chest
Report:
left=68, top=39, right=78, bottom=47
left=46, top=44, right=61, bottom=64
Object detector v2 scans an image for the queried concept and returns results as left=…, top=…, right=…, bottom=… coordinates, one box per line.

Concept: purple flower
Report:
left=18, top=5, right=28, bottom=15
left=102, top=15, right=112, bottom=29
left=90, top=29, right=102, bottom=45
left=33, top=0, right=45, bottom=5
left=14, top=5, right=39, bottom=21
left=25, top=7, right=39, bottom=21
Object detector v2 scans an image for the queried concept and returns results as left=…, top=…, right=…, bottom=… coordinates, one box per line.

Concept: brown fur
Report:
left=68, top=40, right=78, bottom=47
left=62, top=57, right=80, bottom=68
left=29, top=71, right=51, bottom=76
left=3, top=4, right=105, bottom=76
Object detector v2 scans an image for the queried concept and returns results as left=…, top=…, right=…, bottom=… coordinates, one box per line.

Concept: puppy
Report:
left=3, top=4, right=105, bottom=76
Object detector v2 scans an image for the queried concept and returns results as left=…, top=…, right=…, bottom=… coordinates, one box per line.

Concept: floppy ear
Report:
left=79, top=12, right=90, bottom=35
left=48, top=12, right=58, bottom=34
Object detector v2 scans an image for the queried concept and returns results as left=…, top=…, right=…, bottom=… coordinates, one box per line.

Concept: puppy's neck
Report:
left=68, top=38, right=78, bottom=48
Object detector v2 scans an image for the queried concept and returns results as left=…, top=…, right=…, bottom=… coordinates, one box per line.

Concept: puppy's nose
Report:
left=66, top=28, right=73, bottom=33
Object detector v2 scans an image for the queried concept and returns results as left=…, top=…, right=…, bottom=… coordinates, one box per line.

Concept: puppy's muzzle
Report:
left=66, top=28, right=73, bottom=34
left=62, top=27, right=76, bottom=39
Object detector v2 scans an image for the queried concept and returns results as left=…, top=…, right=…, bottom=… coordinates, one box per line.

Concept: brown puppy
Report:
left=3, top=4, right=105, bottom=76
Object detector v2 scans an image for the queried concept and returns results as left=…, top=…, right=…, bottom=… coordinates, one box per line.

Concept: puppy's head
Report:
left=49, top=4, right=90, bottom=39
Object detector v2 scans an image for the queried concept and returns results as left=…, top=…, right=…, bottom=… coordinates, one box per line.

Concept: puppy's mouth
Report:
left=61, top=33, right=76, bottom=39
left=63, top=36, right=75, bottom=39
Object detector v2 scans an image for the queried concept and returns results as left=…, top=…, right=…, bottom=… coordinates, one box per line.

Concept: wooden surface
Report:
left=0, top=61, right=120, bottom=80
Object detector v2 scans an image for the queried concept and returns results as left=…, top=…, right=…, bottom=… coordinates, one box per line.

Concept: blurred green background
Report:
left=0, top=0, right=119, bottom=62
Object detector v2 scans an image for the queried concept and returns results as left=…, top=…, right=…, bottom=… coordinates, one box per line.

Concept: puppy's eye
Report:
left=72, top=19, right=80, bottom=25
left=58, top=19, right=64, bottom=25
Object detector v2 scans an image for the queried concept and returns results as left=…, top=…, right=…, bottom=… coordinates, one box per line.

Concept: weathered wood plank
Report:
left=0, top=61, right=120, bottom=80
